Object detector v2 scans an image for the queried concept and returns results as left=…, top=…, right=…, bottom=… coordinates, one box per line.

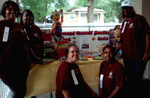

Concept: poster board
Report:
left=41, top=30, right=110, bottom=52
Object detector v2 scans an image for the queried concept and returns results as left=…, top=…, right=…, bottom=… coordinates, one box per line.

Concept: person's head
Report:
left=65, top=44, right=79, bottom=63
left=0, top=0, right=20, bottom=21
left=20, top=9, right=34, bottom=27
left=103, top=44, right=115, bottom=62
left=121, top=0, right=136, bottom=20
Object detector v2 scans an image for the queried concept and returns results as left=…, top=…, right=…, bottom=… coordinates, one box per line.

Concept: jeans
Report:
left=124, top=61, right=147, bottom=98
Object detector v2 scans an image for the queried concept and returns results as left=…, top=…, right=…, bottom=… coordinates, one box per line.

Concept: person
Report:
left=0, top=1, right=30, bottom=98
left=116, top=0, right=150, bottom=97
left=20, top=9, right=44, bottom=63
left=56, top=43, right=98, bottom=98
left=99, top=44, right=125, bottom=98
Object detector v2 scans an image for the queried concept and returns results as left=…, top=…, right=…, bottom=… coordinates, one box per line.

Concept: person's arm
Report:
left=143, top=34, right=150, bottom=61
left=30, top=48, right=43, bottom=63
left=62, top=90, right=71, bottom=98
left=108, top=86, right=120, bottom=98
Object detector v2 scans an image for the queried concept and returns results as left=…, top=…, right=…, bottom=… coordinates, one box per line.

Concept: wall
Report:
left=133, top=0, right=142, bottom=15
left=142, top=0, right=150, bottom=25
left=134, top=0, right=150, bottom=25
left=63, top=13, right=79, bottom=24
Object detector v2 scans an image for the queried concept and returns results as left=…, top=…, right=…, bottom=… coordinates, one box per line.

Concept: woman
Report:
left=56, top=44, right=98, bottom=98
left=99, top=44, right=124, bottom=98
left=0, top=1, right=30, bottom=98
left=20, top=9, right=44, bottom=63
left=117, top=0, right=150, bottom=97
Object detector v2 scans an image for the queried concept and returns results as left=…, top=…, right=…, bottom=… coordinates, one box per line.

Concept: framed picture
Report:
left=80, top=37, right=90, bottom=50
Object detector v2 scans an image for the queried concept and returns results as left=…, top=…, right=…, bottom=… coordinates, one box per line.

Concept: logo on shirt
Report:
left=108, top=71, right=113, bottom=78
left=129, top=23, right=134, bottom=29
left=34, top=33, right=39, bottom=37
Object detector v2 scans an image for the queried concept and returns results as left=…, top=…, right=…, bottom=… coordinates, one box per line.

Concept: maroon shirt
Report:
left=0, top=19, right=30, bottom=85
left=56, top=61, right=97, bottom=98
left=121, top=14, right=150, bottom=62
left=99, top=60, right=124, bottom=98
left=25, top=25, right=44, bottom=59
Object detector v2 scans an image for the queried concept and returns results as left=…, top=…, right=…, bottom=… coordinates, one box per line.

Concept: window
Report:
left=81, top=13, right=86, bottom=19
left=70, top=14, right=75, bottom=20
left=94, top=14, right=99, bottom=22
left=80, top=13, right=86, bottom=22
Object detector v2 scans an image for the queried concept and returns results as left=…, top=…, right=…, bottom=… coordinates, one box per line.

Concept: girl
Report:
left=20, top=9, right=44, bottom=63
left=99, top=44, right=124, bottom=98
left=0, top=1, right=30, bottom=98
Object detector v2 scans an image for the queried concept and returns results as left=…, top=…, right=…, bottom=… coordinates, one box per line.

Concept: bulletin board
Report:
left=42, top=30, right=110, bottom=53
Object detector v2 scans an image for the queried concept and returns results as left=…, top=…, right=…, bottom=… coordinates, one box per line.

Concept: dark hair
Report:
left=103, top=44, right=115, bottom=56
left=65, top=43, right=79, bottom=58
left=121, top=7, right=136, bottom=20
left=0, top=0, right=21, bottom=18
left=20, top=9, right=34, bottom=25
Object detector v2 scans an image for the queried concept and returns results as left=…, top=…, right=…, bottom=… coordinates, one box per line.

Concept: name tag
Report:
left=121, top=21, right=127, bottom=33
left=3, top=26, right=10, bottom=42
left=23, top=29, right=30, bottom=40
left=100, top=74, right=104, bottom=88
left=71, top=69, right=79, bottom=85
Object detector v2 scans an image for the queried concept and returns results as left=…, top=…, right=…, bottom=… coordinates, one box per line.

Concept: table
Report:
left=25, top=58, right=124, bottom=98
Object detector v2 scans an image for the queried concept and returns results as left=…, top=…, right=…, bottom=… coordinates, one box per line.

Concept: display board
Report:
left=42, top=30, right=110, bottom=53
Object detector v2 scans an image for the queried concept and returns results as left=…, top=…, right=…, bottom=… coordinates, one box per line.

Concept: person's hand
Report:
left=35, top=56, right=43, bottom=64
left=143, top=51, right=149, bottom=61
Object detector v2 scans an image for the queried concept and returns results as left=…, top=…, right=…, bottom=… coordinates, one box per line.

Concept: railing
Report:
left=37, top=23, right=121, bottom=31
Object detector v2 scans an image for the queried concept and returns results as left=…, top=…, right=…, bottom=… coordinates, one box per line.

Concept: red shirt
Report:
left=56, top=61, right=97, bottom=98
left=25, top=25, right=44, bottom=59
left=120, top=14, right=150, bottom=62
left=0, top=19, right=30, bottom=79
left=99, top=60, right=124, bottom=98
